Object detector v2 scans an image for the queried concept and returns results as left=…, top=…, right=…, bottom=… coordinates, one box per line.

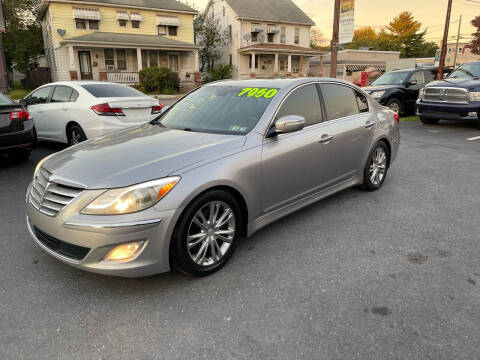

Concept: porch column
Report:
left=194, top=49, right=199, bottom=72
left=137, top=48, right=142, bottom=71
left=274, top=54, right=279, bottom=73
left=251, top=52, right=256, bottom=72
left=299, top=56, right=304, bottom=75
left=287, top=54, right=292, bottom=73
left=68, top=45, right=78, bottom=81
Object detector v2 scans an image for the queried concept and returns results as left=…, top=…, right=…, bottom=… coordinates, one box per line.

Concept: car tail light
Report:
left=394, top=113, right=400, bottom=123
left=91, top=103, right=125, bottom=116
left=10, top=110, right=31, bottom=120
left=151, top=102, right=165, bottom=114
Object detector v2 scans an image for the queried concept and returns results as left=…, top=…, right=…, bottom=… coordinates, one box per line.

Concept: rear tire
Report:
left=171, top=190, right=244, bottom=277
left=67, top=124, right=87, bottom=146
left=360, top=141, right=389, bottom=192
left=420, top=116, right=440, bottom=125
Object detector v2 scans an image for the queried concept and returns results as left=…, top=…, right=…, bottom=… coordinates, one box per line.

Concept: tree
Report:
left=386, top=11, right=429, bottom=58
left=467, top=16, right=480, bottom=55
left=194, top=14, right=227, bottom=73
left=310, top=28, right=325, bottom=49
left=2, top=0, right=44, bottom=73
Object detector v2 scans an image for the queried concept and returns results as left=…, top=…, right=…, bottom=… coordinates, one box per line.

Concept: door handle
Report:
left=61, top=108, right=70, bottom=111
left=318, top=135, right=333, bottom=144
left=364, top=121, right=375, bottom=129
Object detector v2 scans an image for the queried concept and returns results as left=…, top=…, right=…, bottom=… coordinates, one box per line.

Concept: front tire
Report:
left=420, top=116, right=440, bottom=125
left=171, top=190, right=244, bottom=277
left=360, top=142, right=389, bottom=192
left=67, top=124, right=87, bottom=146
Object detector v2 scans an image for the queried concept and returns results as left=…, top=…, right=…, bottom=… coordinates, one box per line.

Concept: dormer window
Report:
left=73, top=8, right=101, bottom=30
left=117, top=11, right=129, bottom=27
left=130, top=13, right=142, bottom=28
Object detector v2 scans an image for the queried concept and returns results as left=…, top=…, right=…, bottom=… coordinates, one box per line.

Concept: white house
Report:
left=204, top=0, right=322, bottom=79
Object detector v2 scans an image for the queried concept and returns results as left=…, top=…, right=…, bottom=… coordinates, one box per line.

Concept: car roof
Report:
left=204, top=77, right=356, bottom=89
left=40, top=81, right=127, bottom=87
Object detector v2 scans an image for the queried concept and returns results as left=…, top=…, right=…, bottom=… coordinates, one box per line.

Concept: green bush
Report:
left=8, top=89, right=31, bottom=100
left=139, top=67, right=180, bottom=94
left=204, top=64, right=233, bottom=83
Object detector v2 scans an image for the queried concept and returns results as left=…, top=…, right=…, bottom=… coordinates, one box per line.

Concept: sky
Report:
left=186, top=0, right=479, bottom=45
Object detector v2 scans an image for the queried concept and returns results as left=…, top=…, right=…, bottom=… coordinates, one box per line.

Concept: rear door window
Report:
left=82, top=84, right=144, bottom=98
left=275, top=84, right=323, bottom=127
left=28, top=86, right=53, bottom=105
left=355, top=90, right=369, bottom=113
left=51, top=86, right=74, bottom=103
left=321, top=84, right=360, bottom=121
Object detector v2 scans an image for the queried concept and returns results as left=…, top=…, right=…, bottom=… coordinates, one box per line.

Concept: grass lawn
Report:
left=8, top=89, right=32, bottom=100
left=400, top=115, right=419, bottom=122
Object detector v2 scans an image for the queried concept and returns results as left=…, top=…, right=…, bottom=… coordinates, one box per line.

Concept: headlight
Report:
left=82, top=177, right=180, bottom=215
left=33, top=154, right=55, bottom=179
left=370, top=91, right=386, bottom=99
left=419, top=88, right=425, bottom=100
left=469, top=92, right=480, bottom=102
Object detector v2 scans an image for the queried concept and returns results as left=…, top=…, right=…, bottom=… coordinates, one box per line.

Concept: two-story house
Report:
left=204, top=0, right=321, bottom=79
left=37, top=0, right=200, bottom=89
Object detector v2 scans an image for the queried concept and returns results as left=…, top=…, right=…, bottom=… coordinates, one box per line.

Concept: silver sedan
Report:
left=26, top=78, right=400, bottom=277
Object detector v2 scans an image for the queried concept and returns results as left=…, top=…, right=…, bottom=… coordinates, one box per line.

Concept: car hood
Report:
left=364, top=85, right=399, bottom=92
left=426, top=77, right=480, bottom=91
left=43, top=124, right=246, bottom=189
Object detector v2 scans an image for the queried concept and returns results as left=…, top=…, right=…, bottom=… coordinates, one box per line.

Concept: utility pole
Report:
left=330, top=0, right=341, bottom=78
left=437, top=0, right=453, bottom=80
left=453, top=15, right=462, bottom=68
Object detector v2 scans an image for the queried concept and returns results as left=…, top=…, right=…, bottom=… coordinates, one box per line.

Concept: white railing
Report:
left=106, top=72, right=139, bottom=84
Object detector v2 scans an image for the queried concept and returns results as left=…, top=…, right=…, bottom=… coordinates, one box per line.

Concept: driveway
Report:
left=0, top=121, right=479, bottom=360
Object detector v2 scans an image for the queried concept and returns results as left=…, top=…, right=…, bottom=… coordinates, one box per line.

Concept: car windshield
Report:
left=156, top=86, right=279, bottom=135
left=82, top=84, right=145, bottom=98
left=371, top=72, right=410, bottom=86
left=0, top=93, right=13, bottom=104
left=448, top=63, right=480, bottom=78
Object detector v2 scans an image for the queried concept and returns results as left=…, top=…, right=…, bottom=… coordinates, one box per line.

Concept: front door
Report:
left=78, top=51, right=93, bottom=80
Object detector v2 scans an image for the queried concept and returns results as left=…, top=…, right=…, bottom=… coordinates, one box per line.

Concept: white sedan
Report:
left=21, top=81, right=164, bottom=145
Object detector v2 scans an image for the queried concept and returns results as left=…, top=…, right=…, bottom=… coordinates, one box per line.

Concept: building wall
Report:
left=46, top=1, right=195, bottom=46
left=445, top=42, right=480, bottom=67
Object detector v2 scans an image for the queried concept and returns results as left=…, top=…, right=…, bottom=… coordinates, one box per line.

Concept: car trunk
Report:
left=0, top=104, right=25, bottom=135
left=104, top=97, right=158, bottom=122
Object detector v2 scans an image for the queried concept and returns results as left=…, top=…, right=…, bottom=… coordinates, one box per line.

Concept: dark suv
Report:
left=364, top=67, right=450, bottom=115
left=417, top=61, right=480, bottom=126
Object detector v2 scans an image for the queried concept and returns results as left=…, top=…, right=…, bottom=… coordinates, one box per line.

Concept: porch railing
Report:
left=106, top=72, right=139, bottom=84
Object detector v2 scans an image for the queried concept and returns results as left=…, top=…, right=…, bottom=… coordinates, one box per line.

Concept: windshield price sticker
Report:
left=238, top=88, right=278, bottom=98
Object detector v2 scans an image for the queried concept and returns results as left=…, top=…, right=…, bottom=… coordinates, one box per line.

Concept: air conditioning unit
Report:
left=106, top=65, right=115, bottom=71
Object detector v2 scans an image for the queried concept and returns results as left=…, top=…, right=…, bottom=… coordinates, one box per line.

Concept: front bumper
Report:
left=25, top=183, right=183, bottom=278
left=0, top=120, right=36, bottom=152
left=416, top=100, right=480, bottom=120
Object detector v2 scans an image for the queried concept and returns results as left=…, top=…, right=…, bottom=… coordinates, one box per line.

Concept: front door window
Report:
left=78, top=51, right=93, bottom=80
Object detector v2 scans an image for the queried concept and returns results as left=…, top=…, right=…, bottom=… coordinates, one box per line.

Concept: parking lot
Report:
left=1, top=120, right=479, bottom=359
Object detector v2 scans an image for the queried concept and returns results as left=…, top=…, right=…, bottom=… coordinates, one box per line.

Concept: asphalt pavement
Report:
left=1, top=120, right=479, bottom=360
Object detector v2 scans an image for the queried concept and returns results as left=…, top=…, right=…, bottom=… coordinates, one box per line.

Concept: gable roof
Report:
left=223, top=0, right=314, bottom=26
left=38, top=0, right=198, bottom=20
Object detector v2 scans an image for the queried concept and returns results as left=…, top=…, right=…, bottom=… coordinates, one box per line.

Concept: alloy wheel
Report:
left=70, top=130, right=82, bottom=145
left=389, top=102, right=400, bottom=114
left=187, top=201, right=236, bottom=267
left=369, top=147, right=387, bottom=186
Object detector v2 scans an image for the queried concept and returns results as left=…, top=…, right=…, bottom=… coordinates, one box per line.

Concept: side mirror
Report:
left=19, top=98, right=27, bottom=106
left=274, top=115, right=306, bottom=134
left=407, top=80, right=418, bottom=86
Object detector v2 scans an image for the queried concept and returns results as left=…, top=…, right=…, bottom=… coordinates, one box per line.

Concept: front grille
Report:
left=34, top=227, right=90, bottom=261
left=423, top=87, right=469, bottom=104
left=29, top=167, right=84, bottom=217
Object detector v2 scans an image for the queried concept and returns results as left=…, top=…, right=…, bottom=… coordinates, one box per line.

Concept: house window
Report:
left=142, top=50, right=148, bottom=69
left=118, top=19, right=127, bottom=28
left=169, top=55, right=179, bottom=72
left=116, top=49, right=126, bottom=70
left=295, top=28, right=300, bottom=44
left=223, top=7, right=225, bottom=17
left=104, top=49, right=115, bottom=68
left=168, top=26, right=178, bottom=36
left=229, top=54, right=232, bottom=65
left=268, top=33, right=274, bottom=43
left=251, top=32, right=258, bottom=42
left=448, top=48, right=452, bottom=54
left=158, top=25, right=167, bottom=35
left=132, top=20, right=140, bottom=28
left=280, top=60, right=286, bottom=71
left=228, top=25, right=232, bottom=42
left=281, top=27, right=286, bottom=43
left=458, top=47, right=463, bottom=54
left=89, top=20, right=99, bottom=30
left=149, top=51, right=158, bottom=68
left=292, top=56, right=300, bottom=72
left=75, top=19, right=87, bottom=29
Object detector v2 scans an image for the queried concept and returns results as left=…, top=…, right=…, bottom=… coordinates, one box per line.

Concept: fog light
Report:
left=103, top=242, right=145, bottom=263
left=468, top=112, right=477, bottom=118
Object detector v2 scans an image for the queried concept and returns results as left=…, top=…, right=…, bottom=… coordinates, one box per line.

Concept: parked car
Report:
left=364, top=67, right=451, bottom=114
left=417, top=61, right=480, bottom=126
left=0, top=92, right=36, bottom=160
left=26, top=78, right=400, bottom=278
left=21, top=81, right=164, bottom=145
